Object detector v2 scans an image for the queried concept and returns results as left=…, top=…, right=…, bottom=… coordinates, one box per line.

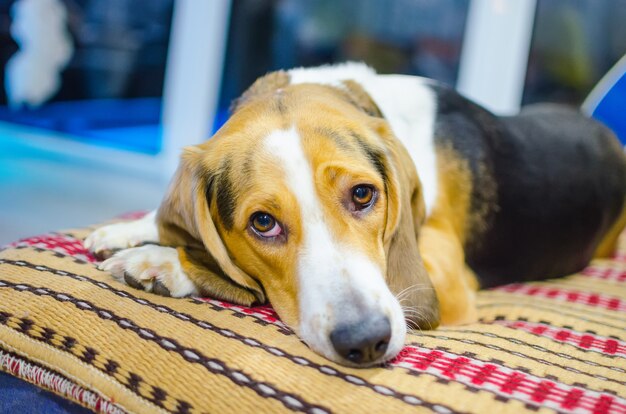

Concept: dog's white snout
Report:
left=298, top=251, right=407, bottom=366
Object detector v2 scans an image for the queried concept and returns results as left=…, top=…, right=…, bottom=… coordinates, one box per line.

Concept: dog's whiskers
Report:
left=401, top=304, right=430, bottom=333
left=405, top=320, right=420, bottom=332
left=395, top=284, right=438, bottom=333
left=395, top=284, right=433, bottom=302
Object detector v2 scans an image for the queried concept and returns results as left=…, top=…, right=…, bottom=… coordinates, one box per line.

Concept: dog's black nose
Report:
left=330, top=316, right=391, bottom=364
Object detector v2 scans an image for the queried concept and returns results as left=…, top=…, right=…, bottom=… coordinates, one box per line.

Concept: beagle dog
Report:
left=85, top=63, right=626, bottom=367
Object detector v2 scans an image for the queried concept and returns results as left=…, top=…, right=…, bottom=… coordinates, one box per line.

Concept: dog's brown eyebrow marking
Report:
left=316, top=127, right=389, bottom=186
left=350, top=132, right=388, bottom=186
left=213, top=159, right=237, bottom=230
left=315, top=127, right=354, bottom=152
left=272, top=91, right=288, bottom=114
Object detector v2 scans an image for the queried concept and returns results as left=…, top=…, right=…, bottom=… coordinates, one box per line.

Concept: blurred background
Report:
left=0, top=0, right=625, bottom=244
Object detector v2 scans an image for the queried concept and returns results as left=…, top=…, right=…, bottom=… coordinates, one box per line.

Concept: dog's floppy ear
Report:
left=375, top=121, right=440, bottom=329
left=156, top=147, right=265, bottom=306
left=230, top=70, right=290, bottom=113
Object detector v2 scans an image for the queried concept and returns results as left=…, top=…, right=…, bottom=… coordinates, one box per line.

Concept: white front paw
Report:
left=85, top=211, right=158, bottom=259
left=99, top=245, right=198, bottom=297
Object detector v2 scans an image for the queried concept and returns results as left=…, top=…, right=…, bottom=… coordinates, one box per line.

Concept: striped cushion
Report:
left=1, top=218, right=625, bottom=414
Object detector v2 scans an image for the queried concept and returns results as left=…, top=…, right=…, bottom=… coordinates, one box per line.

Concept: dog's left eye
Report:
left=352, top=185, right=375, bottom=209
left=250, top=212, right=283, bottom=238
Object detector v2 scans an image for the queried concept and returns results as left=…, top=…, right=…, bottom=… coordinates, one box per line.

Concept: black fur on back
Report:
left=430, top=84, right=626, bottom=287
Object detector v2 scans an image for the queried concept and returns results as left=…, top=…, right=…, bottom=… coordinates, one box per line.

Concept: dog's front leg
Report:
left=85, top=210, right=199, bottom=297
left=97, top=245, right=258, bottom=303
left=84, top=210, right=160, bottom=259
left=98, top=244, right=199, bottom=297
left=86, top=212, right=258, bottom=303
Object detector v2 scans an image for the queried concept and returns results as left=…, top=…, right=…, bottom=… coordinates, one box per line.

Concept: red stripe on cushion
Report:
left=494, top=284, right=626, bottom=312
left=193, top=298, right=293, bottom=332
left=391, top=345, right=626, bottom=413
left=9, top=234, right=96, bottom=263
left=116, top=211, right=149, bottom=220
left=580, top=267, right=626, bottom=283
left=5, top=212, right=150, bottom=262
left=492, top=320, right=626, bottom=357
left=471, top=364, right=498, bottom=386
left=594, top=395, right=615, bottom=414
left=531, top=380, right=555, bottom=403
left=563, top=389, right=584, bottom=410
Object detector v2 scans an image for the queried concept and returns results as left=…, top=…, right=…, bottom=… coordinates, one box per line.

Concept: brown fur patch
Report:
left=419, top=145, right=480, bottom=326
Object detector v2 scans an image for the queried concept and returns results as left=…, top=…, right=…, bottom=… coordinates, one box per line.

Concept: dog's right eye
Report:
left=250, top=212, right=283, bottom=238
left=351, top=185, right=376, bottom=211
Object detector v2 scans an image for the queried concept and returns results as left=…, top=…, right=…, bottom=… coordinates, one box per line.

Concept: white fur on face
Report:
left=264, top=126, right=406, bottom=365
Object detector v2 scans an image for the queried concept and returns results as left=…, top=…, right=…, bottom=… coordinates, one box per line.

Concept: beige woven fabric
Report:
left=1, top=223, right=625, bottom=413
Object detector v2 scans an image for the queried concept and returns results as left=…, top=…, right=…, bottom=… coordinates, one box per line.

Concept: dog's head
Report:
left=157, top=71, right=439, bottom=366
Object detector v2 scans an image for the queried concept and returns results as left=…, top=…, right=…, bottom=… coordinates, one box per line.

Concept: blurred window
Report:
left=216, top=0, right=470, bottom=128
left=523, top=0, right=626, bottom=106
left=0, top=0, right=173, bottom=154
left=4, top=0, right=624, bottom=155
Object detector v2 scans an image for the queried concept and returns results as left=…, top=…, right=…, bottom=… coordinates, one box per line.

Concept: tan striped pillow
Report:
left=1, top=220, right=625, bottom=414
